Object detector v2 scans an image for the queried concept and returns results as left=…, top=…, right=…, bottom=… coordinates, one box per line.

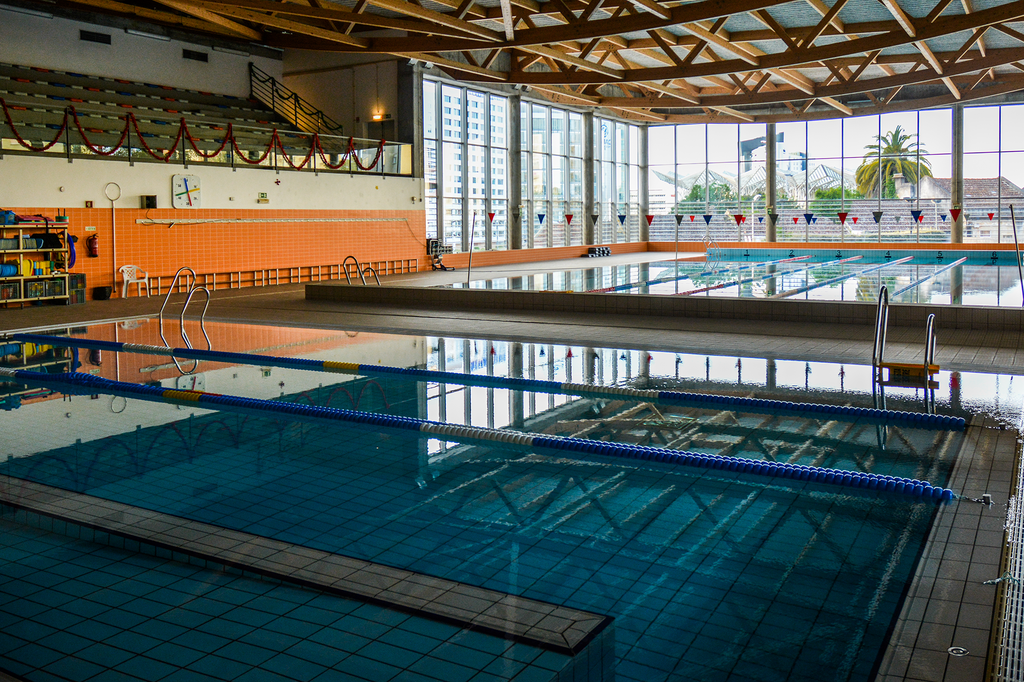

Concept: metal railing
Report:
left=872, top=285, right=889, bottom=381
left=249, top=63, right=344, bottom=136
left=159, top=267, right=211, bottom=376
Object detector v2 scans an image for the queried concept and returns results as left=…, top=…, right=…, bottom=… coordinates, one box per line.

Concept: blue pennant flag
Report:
left=537, top=214, right=545, bottom=224
left=803, top=213, right=814, bottom=225
left=910, top=209, right=923, bottom=222
left=872, top=211, right=884, bottom=224
left=618, top=215, right=626, bottom=225
left=940, top=214, right=948, bottom=222
left=758, top=217, right=764, bottom=224
left=703, top=214, right=713, bottom=225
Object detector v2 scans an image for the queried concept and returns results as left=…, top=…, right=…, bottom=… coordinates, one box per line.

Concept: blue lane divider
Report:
left=11, top=333, right=967, bottom=431
left=589, top=254, right=812, bottom=293
left=0, top=368, right=956, bottom=502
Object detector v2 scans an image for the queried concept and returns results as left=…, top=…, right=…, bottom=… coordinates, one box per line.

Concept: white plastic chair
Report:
left=119, top=265, right=150, bottom=298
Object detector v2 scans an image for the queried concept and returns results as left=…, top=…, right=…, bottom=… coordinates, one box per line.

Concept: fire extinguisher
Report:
left=86, top=234, right=99, bottom=258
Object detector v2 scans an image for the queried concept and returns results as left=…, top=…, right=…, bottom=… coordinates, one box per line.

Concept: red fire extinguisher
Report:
left=86, top=234, right=99, bottom=258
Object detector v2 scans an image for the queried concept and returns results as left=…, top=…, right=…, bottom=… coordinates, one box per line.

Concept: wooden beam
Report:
left=940, top=76, right=961, bottom=99
left=365, top=0, right=504, bottom=40
left=801, top=0, right=850, bottom=48
left=949, top=26, right=987, bottom=63
left=962, top=0, right=986, bottom=57
left=804, top=0, right=845, bottom=33
left=60, top=0, right=270, bottom=38
left=522, top=44, right=623, bottom=76
left=678, top=22, right=760, bottom=65
left=151, top=0, right=261, bottom=39
left=876, top=0, right=916, bottom=36
left=408, top=52, right=507, bottom=79
left=925, top=0, right=955, bottom=23
left=915, top=39, right=943, bottom=73
left=819, top=96, right=853, bottom=114
left=627, top=0, right=670, bottom=20
left=195, top=3, right=370, bottom=46
left=755, top=9, right=800, bottom=52
left=648, top=29, right=685, bottom=67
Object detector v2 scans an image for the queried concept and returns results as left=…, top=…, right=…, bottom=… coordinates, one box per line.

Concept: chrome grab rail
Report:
left=872, top=285, right=889, bottom=379
left=924, top=313, right=936, bottom=375
left=363, top=265, right=381, bottom=286
left=159, top=267, right=211, bottom=375
left=1011, top=204, right=1024, bottom=306
left=342, top=256, right=364, bottom=285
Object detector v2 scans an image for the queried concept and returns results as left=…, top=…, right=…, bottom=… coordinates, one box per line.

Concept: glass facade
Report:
left=423, top=81, right=508, bottom=252
left=649, top=104, right=1024, bottom=244
left=592, top=118, right=642, bottom=244
left=521, top=102, right=585, bottom=247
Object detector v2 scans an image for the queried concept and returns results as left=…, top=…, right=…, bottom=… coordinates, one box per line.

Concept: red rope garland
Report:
left=1, top=99, right=68, bottom=152
left=129, top=113, right=183, bottom=162
left=275, top=130, right=314, bottom=170
left=1, top=97, right=388, bottom=174
left=70, top=106, right=129, bottom=156
left=183, top=119, right=231, bottom=159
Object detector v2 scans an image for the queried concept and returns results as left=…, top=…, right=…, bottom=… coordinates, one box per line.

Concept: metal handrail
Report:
left=363, top=265, right=381, bottom=286
left=342, top=256, right=365, bottom=285
left=872, top=285, right=889, bottom=376
left=249, top=63, right=344, bottom=135
left=924, top=313, right=936, bottom=374
left=158, top=267, right=211, bottom=375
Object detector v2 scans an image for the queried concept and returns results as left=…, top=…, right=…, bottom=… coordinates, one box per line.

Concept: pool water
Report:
left=0, top=321, right=981, bottom=682
left=450, top=257, right=1024, bottom=307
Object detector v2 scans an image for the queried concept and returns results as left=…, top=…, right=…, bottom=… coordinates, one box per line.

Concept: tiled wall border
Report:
left=0, top=476, right=611, bottom=657
left=305, top=284, right=1024, bottom=332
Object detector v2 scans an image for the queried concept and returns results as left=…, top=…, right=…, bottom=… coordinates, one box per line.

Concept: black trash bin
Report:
left=93, top=286, right=113, bottom=300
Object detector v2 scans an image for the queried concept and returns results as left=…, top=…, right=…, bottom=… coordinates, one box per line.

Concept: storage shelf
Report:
left=2, top=222, right=70, bottom=309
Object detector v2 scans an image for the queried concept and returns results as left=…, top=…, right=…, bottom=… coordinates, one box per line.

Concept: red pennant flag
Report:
left=645, top=214, right=655, bottom=226
left=487, top=212, right=495, bottom=222
left=837, top=212, right=848, bottom=224
left=734, top=214, right=744, bottom=226
left=950, top=208, right=962, bottom=221
left=565, top=214, right=573, bottom=224
left=988, top=212, right=995, bottom=220
left=566, top=349, right=573, bottom=358
left=689, top=215, right=695, bottom=222
left=919, top=214, right=924, bottom=222
left=490, top=346, right=496, bottom=355
left=793, top=217, right=799, bottom=224
left=852, top=216, right=858, bottom=224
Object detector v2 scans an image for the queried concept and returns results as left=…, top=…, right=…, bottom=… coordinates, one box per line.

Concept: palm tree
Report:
left=855, top=125, right=932, bottom=198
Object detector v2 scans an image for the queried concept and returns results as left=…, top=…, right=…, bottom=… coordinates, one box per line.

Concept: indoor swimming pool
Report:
left=450, top=252, right=1024, bottom=307
left=0, top=320, right=1015, bottom=682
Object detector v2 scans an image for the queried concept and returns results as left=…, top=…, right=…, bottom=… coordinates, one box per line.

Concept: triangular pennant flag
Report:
left=703, top=214, right=713, bottom=225
left=941, top=214, right=948, bottom=222
left=812, top=217, right=818, bottom=224
left=872, top=211, right=884, bottom=224
left=733, top=214, right=744, bottom=226
left=758, top=217, right=764, bottom=224
left=768, top=213, right=778, bottom=226
left=895, top=215, right=902, bottom=223
left=689, top=215, right=695, bottom=222
left=852, top=217, right=858, bottom=224
left=511, top=209, right=520, bottom=219
left=538, top=214, right=545, bottom=224
left=910, top=210, right=922, bottom=222
left=618, top=214, right=626, bottom=225
left=488, top=212, right=496, bottom=223
left=793, top=217, right=799, bottom=224
left=645, top=214, right=654, bottom=226
left=564, top=214, right=573, bottom=224
left=950, top=208, right=962, bottom=221
left=675, top=214, right=685, bottom=226
left=591, top=213, right=600, bottom=225
left=989, top=212, right=995, bottom=220
left=803, top=213, right=814, bottom=225
left=837, top=212, right=848, bottom=224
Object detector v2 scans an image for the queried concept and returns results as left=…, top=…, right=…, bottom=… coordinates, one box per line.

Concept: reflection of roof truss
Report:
left=45, top=0, right=1024, bottom=122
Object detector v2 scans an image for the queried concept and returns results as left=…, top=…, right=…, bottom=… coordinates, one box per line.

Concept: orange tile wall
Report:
left=7, top=207, right=427, bottom=299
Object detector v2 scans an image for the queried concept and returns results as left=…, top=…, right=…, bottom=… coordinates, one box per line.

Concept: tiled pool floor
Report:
left=0, top=507, right=576, bottom=682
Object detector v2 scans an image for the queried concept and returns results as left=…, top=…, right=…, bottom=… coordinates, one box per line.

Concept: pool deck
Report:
left=1, top=252, right=1022, bottom=682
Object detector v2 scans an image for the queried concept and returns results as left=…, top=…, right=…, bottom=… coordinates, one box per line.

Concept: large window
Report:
left=592, top=118, right=642, bottom=243
left=521, top=102, right=585, bottom=247
left=649, top=104, right=1024, bottom=244
left=424, top=80, right=508, bottom=252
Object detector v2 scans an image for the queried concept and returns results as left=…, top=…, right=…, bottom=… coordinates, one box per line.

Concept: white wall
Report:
left=0, top=8, right=282, bottom=97
left=283, top=53, right=399, bottom=140
left=0, top=155, right=423, bottom=210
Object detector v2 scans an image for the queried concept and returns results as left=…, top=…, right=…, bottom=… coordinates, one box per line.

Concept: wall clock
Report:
left=171, top=174, right=202, bottom=209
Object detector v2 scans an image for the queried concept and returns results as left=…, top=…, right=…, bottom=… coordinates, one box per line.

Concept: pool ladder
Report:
left=159, top=267, right=211, bottom=375
left=872, top=285, right=937, bottom=410
left=342, top=255, right=381, bottom=286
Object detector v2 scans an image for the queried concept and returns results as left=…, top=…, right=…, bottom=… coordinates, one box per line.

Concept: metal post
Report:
left=509, top=93, right=522, bottom=250
left=639, top=125, right=649, bottom=242
left=951, top=104, right=964, bottom=243
left=766, top=123, right=776, bottom=242
left=583, top=112, right=595, bottom=245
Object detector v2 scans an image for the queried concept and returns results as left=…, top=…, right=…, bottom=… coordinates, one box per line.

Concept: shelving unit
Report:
left=0, top=339, right=73, bottom=409
left=0, top=221, right=70, bottom=308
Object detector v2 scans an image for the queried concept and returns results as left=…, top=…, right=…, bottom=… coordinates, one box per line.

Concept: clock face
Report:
left=171, top=174, right=202, bottom=209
